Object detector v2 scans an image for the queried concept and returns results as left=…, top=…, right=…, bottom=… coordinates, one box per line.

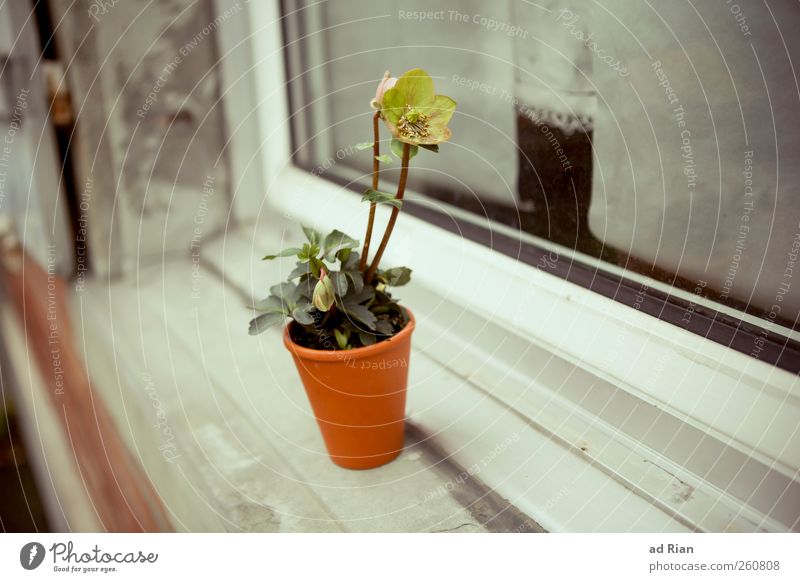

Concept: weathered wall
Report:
left=51, top=0, right=234, bottom=277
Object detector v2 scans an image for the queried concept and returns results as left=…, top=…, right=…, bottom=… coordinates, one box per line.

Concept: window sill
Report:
left=69, top=238, right=537, bottom=532
left=252, top=167, right=799, bottom=531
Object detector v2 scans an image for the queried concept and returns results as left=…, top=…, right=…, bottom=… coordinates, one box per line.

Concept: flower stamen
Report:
left=397, top=106, right=430, bottom=139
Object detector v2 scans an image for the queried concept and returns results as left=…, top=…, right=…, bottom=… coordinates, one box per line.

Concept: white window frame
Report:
left=231, top=0, right=799, bottom=532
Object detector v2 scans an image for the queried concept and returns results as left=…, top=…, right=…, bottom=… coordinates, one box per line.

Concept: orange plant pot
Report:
left=283, top=310, right=415, bottom=470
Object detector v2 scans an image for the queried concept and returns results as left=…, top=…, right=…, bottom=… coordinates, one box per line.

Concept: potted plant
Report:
left=249, top=69, right=456, bottom=469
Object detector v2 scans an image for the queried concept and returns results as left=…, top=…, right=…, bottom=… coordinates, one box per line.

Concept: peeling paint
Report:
left=643, top=460, right=695, bottom=504
left=50, top=0, right=231, bottom=276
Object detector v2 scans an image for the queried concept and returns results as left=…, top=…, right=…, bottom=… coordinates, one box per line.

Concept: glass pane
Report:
left=284, top=0, right=800, bottom=334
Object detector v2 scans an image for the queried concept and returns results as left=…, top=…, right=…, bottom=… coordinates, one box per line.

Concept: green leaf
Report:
left=323, top=229, right=359, bottom=261
left=376, top=319, right=394, bottom=335
left=328, top=271, right=349, bottom=296
left=391, top=138, right=418, bottom=160
left=337, top=247, right=352, bottom=264
left=346, top=271, right=364, bottom=294
left=342, top=285, right=377, bottom=331
left=419, top=143, right=439, bottom=153
left=262, top=247, right=301, bottom=261
left=294, top=278, right=315, bottom=300
left=334, top=328, right=349, bottom=350
left=358, top=331, right=377, bottom=346
left=380, top=266, right=412, bottom=286
left=342, top=251, right=360, bottom=272
left=308, top=257, right=324, bottom=277
left=291, top=284, right=309, bottom=306
left=292, top=305, right=315, bottom=325
left=354, top=142, right=373, bottom=151
left=339, top=252, right=365, bottom=294
left=344, top=284, right=375, bottom=306
left=297, top=242, right=321, bottom=262
left=287, top=262, right=310, bottom=280
left=362, top=189, right=402, bottom=210
left=343, top=304, right=377, bottom=331
left=248, top=312, right=285, bottom=335
left=252, top=295, right=286, bottom=313
left=302, top=226, right=321, bottom=245
left=269, top=282, right=297, bottom=307
left=342, top=251, right=361, bottom=271
left=374, top=154, right=393, bottom=164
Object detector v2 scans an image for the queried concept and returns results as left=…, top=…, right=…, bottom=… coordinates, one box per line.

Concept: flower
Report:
left=312, top=270, right=335, bottom=312
left=380, top=68, right=456, bottom=145
left=370, top=70, right=397, bottom=111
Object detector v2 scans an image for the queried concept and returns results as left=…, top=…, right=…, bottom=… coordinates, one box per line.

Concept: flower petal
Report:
left=427, top=115, right=452, bottom=135
left=372, top=71, right=397, bottom=110
left=392, top=68, right=435, bottom=108
left=423, top=95, right=456, bottom=126
left=422, top=126, right=452, bottom=145
left=381, top=87, right=404, bottom=124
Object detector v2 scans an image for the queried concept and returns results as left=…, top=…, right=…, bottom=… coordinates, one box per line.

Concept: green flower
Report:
left=381, top=69, right=456, bottom=146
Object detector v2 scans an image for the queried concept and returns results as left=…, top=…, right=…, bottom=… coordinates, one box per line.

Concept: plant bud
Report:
left=371, top=70, right=397, bottom=111
left=313, top=273, right=336, bottom=312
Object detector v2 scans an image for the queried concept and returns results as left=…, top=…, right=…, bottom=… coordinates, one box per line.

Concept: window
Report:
left=281, top=0, right=800, bottom=371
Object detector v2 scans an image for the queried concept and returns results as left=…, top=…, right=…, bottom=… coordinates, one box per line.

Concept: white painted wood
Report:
left=406, top=354, right=689, bottom=533
left=216, top=218, right=798, bottom=532
left=73, top=266, right=342, bottom=532
left=404, top=289, right=792, bottom=532
left=262, top=166, right=800, bottom=481
left=247, top=0, right=292, bottom=189
left=72, top=292, right=228, bottom=532
left=213, top=0, right=267, bottom=224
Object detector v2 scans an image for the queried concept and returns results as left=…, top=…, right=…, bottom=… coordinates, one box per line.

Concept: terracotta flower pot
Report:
left=283, top=310, right=415, bottom=470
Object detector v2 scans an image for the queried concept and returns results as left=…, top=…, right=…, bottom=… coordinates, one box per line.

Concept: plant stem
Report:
left=359, top=112, right=382, bottom=271
left=365, top=142, right=411, bottom=284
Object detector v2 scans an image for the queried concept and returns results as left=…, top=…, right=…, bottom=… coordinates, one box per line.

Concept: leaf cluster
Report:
left=249, top=226, right=411, bottom=350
